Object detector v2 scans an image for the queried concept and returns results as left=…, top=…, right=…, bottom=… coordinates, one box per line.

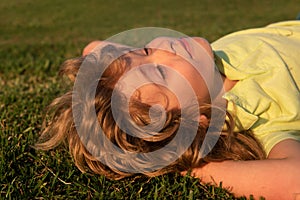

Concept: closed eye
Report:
left=144, top=47, right=153, bottom=56
left=144, top=47, right=149, bottom=55
left=157, top=65, right=166, bottom=79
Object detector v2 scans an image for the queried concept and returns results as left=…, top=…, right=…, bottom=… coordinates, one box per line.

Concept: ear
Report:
left=199, top=114, right=209, bottom=127
left=82, top=40, right=102, bottom=56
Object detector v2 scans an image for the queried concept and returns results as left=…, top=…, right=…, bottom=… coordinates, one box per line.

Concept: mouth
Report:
left=178, top=38, right=193, bottom=58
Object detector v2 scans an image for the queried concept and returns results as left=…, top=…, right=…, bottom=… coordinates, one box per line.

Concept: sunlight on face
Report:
left=83, top=37, right=217, bottom=110
left=123, top=37, right=216, bottom=110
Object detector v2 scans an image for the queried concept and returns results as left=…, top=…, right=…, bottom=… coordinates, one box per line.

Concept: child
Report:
left=36, top=21, right=300, bottom=199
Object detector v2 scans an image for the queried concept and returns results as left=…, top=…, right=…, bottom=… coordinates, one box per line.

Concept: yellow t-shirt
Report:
left=211, top=21, right=300, bottom=156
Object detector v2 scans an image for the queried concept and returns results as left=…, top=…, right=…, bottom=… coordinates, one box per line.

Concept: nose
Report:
left=145, top=37, right=175, bottom=53
left=146, top=37, right=192, bottom=59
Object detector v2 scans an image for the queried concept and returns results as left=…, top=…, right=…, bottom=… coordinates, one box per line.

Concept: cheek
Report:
left=181, top=67, right=210, bottom=104
left=180, top=72, right=207, bottom=102
left=193, top=79, right=210, bottom=103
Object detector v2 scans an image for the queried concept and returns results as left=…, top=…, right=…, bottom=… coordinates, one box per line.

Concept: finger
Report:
left=180, top=171, right=187, bottom=176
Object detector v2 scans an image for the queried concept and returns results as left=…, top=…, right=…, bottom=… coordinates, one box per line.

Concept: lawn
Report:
left=1, top=0, right=299, bottom=199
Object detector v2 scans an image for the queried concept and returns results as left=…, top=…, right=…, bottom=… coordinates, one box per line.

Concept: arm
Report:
left=187, top=139, right=300, bottom=199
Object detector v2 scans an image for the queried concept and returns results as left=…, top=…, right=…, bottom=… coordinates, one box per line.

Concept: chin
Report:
left=192, top=37, right=214, bottom=58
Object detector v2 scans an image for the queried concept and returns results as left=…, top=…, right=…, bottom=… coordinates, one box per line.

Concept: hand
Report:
left=181, top=167, right=204, bottom=180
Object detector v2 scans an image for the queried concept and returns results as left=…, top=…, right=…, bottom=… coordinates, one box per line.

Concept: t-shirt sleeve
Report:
left=258, top=131, right=300, bottom=156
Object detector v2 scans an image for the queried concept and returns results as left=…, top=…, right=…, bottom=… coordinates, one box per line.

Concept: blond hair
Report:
left=36, top=45, right=266, bottom=180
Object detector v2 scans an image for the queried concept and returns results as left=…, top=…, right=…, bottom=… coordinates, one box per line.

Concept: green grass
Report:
left=1, top=0, right=299, bottom=199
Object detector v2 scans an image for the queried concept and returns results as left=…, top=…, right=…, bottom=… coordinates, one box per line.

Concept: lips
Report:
left=178, top=38, right=192, bottom=58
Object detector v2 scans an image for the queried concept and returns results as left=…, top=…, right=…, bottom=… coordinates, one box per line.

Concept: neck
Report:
left=213, top=52, right=238, bottom=92
left=221, top=74, right=238, bottom=92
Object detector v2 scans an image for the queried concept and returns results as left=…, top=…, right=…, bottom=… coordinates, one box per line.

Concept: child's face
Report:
left=121, top=37, right=216, bottom=110
left=84, top=37, right=216, bottom=110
